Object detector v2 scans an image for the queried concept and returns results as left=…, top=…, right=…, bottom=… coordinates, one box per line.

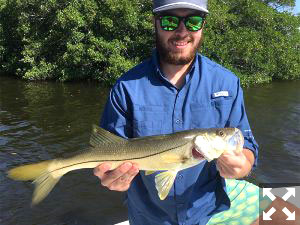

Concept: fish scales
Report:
left=58, top=133, right=194, bottom=171
left=7, top=125, right=244, bottom=204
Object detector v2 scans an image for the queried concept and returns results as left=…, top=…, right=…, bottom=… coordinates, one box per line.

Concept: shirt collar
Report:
left=151, top=49, right=199, bottom=87
left=151, top=49, right=161, bottom=75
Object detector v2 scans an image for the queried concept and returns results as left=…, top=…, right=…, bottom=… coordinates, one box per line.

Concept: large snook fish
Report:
left=8, top=125, right=244, bottom=205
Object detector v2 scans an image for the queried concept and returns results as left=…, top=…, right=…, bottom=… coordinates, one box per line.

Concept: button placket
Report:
left=173, top=92, right=184, bottom=131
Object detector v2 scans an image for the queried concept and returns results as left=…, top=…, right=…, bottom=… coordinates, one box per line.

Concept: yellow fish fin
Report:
left=89, top=125, right=126, bottom=147
left=155, top=170, right=178, bottom=200
left=145, top=170, right=156, bottom=176
left=8, top=160, right=51, bottom=181
left=8, top=160, right=62, bottom=205
left=31, top=170, right=61, bottom=206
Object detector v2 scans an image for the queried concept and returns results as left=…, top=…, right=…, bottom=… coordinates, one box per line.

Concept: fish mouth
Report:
left=192, top=147, right=205, bottom=160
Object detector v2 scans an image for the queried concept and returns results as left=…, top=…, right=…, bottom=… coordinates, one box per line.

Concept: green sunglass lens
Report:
left=186, top=16, right=203, bottom=31
left=161, top=16, right=179, bottom=31
left=160, top=15, right=204, bottom=31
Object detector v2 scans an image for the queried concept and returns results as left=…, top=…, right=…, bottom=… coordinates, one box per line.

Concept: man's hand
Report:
left=216, top=148, right=255, bottom=179
left=93, top=162, right=139, bottom=191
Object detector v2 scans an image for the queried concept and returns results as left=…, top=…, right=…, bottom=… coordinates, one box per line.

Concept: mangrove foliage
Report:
left=0, top=0, right=299, bottom=86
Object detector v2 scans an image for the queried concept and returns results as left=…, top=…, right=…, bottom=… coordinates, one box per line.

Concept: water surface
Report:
left=1, top=76, right=299, bottom=224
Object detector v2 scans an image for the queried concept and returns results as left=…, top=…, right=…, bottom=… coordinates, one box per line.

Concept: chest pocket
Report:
left=132, top=105, right=166, bottom=137
left=190, top=96, right=233, bottom=129
left=212, top=96, right=233, bottom=126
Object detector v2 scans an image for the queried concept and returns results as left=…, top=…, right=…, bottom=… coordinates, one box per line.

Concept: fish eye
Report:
left=217, top=130, right=225, bottom=137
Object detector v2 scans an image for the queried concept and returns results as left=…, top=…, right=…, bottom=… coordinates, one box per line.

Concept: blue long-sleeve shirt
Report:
left=100, top=50, right=259, bottom=225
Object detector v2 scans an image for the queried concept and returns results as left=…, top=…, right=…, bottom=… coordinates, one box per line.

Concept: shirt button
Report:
left=177, top=175, right=183, bottom=179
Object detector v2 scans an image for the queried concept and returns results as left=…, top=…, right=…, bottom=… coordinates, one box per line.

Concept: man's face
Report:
left=155, top=9, right=205, bottom=65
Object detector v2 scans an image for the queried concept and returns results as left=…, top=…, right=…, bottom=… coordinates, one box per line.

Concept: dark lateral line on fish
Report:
left=49, top=142, right=189, bottom=173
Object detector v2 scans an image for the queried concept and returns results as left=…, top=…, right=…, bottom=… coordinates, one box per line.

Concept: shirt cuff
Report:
left=243, top=136, right=259, bottom=167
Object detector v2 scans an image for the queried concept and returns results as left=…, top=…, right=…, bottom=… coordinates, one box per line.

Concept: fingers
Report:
left=217, top=153, right=244, bottom=178
left=94, top=162, right=139, bottom=192
left=217, top=159, right=235, bottom=179
left=109, top=163, right=139, bottom=191
left=100, top=162, right=134, bottom=187
left=93, top=163, right=112, bottom=179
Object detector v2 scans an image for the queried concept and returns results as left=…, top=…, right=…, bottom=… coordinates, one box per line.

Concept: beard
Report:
left=155, top=27, right=203, bottom=65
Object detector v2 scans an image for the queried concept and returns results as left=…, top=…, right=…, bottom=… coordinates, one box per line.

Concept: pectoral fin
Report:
left=145, top=171, right=156, bottom=176
left=155, top=170, right=178, bottom=200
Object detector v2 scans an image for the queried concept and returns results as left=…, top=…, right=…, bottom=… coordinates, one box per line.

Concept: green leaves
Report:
left=0, top=0, right=299, bottom=86
left=203, top=0, right=300, bottom=86
left=0, top=0, right=153, bottom=83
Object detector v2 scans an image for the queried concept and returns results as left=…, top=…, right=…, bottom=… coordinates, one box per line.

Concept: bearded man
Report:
left=93, top=1, right=275, bottom=224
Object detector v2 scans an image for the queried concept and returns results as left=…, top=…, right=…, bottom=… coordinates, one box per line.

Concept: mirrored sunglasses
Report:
left=158, top=15, right=205, bottom=32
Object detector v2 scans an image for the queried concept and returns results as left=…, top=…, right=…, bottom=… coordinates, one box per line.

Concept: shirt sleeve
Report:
left=226, top=79, right=259, bottom=167
left=99, top=83, right=132, bottom=139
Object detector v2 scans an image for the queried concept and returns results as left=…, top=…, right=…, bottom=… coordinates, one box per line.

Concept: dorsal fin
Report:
left=89, top=125, right=126, bottom=147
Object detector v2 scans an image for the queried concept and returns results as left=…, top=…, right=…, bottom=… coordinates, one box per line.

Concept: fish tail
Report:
left=8, top=161, right=52, bottom=181
left=31, top=170, right=61, bottom=205
left=8, top=160, right=62, bottom=205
